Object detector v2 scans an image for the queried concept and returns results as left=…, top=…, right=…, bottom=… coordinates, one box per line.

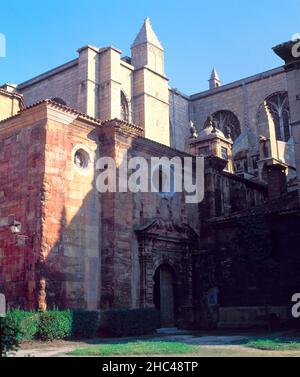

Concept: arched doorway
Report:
left=153, top=264, right=175, bottom=327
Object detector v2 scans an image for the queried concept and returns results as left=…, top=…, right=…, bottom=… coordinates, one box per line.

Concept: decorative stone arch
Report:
left=256, top=91, right=291, bottom=142
left=120, top=91, right=130, bottom=122
left=212, top=110, right=241, bottom=141
left=153, top=256, right=179, bottom=275
left=136, top=219, right=198, bottom=326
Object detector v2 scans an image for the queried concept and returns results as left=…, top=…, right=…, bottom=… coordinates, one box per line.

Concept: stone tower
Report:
left=209, top=68, right=221, bottom=89
left=131, top=18, right=170, bottom=146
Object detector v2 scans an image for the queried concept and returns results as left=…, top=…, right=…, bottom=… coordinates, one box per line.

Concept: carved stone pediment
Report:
left=135, top=218, right=199, bottom=242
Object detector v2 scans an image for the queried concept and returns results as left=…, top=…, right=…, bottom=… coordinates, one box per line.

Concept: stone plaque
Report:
left=0, top=294, right=6, bottom=317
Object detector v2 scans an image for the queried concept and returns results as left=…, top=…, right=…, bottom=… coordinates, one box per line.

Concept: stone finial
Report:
left=209, top=68, right=222, bottom=89
left=211, top=122, right=217, bottom=134
left=204, top=116, right=214, bottom=129
left=225, top=124, right=232, bottom=140
left=210, top=68, right=220, bottom=81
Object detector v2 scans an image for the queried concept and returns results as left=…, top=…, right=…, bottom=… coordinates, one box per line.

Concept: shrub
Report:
left=5, top=310, right=39, bottom=342
left=2, top=308, right=158, bottom=343
left=1, top=315, right=21, bottom=356
left=71, top=310, right=100, bottom=339
left=36, top=310, right=72, bottom=341
left=99, top=308, right=159, bottom=337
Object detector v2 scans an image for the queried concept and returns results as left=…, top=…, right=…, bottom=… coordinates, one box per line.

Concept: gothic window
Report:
left=212, top=110, right=241, bottom=141
left=120, top=91, right=129, bottom=122
left=265, top=92, right=290, bottom=142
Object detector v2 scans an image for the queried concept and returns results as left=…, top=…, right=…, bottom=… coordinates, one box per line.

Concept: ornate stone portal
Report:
left=136, top=219, right=199, bottom=327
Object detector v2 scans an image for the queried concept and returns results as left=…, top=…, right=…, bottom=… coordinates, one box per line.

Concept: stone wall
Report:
left=201, top=156, right=267, bottom=221
left=0, top=101, right=103, bottom=310
left=169, top=90, right=190, bottom=152
left=98, top=120, right=200, bottom=326
left=19, top=61, right=79, bottom=109
left=40, top=105, right=101, bottom=310
left=133, top=67, right=170, bottom=146
left=0, top=105, right=47, bottom=309
left=189, top=68, right=288, bottom=157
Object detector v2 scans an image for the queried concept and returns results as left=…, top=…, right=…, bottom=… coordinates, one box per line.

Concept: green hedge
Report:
left=71, top=310, right=100, bottom=339
left=1, top=316, right=21, bottom=356
left=37, top=310, right=73, bottom=341
left=99, top=308, right=159, bottom=337
left=1, top=309, right=100, bottom=343
left=5, top=310, right=39, bottom=341
left=1, top=308, right=158, bottom=343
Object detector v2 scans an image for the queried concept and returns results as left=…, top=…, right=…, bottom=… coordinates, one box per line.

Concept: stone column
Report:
left=77, top=45, right=100, bottom=117
left=98, top=47, right=122, bottom=120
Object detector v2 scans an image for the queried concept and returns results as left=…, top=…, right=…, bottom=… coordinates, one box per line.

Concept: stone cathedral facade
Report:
left=0, top=19, right=300, bottom=328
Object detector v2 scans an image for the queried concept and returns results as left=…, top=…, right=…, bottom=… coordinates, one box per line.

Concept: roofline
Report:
left=220, top=170, right=268, bottom=191
left=169, top=87, right=190, bottom=100
left=0, top=99, right=150, bottom=135
left=0, top=87, right=24, bottom=101
left=273, top=39, right=300, bottom=50
left=18, top=59, right=79, bottom=89
left=0, top=98, right=102, bottom=126
left=134, top=135, right=194, bottom=158
left=190, top=66, right=285, bottom=101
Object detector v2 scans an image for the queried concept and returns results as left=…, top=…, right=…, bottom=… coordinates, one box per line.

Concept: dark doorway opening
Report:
left=153, top=264, right=176, bottom=327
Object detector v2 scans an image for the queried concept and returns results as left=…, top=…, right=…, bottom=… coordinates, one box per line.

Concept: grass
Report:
left=245, top=338, right=300, bottom=351
left=68, top=341, right=200, bottom=356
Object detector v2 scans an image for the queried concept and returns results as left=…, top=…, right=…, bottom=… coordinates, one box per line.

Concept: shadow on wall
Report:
left=36, top=127, right=102, bottom=311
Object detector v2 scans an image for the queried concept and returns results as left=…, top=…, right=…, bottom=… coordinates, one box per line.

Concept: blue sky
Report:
left=0, top=0, right=300, bottom=94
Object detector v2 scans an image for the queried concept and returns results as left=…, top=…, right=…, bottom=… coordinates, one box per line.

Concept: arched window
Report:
left=265, top=92, right=290, bottom=142
left=212, top=110, right=241, bottom=141
left=120, top=92, right=129, bottom=122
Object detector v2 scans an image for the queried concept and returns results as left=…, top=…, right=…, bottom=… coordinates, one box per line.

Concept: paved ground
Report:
left=14, top=331, right=300, bottom=358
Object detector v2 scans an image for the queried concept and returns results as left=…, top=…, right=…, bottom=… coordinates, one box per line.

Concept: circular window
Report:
left=74, top=149, right=90, bottom=170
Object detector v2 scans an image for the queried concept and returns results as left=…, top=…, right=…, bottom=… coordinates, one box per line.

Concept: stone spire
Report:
left=209, top=68, right=221, bottom=89
left=131, top=18, right=169, bottom=146
left=132, top=17, right=163, bottom=50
